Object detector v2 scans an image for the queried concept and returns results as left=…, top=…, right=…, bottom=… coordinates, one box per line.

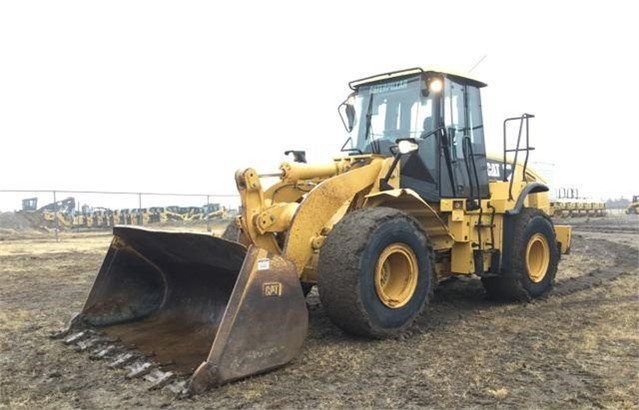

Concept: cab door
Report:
left=439, top=78, right=489, bottom=199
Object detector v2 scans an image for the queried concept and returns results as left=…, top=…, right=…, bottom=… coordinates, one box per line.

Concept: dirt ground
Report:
left=0, top=214, right=638, bottom=409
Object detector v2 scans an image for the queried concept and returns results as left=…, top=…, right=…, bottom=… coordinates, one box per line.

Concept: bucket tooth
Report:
left=74, top=338, right=96, bottom=351
left=166, top=380, right=188, bottom=395
left=75, top=336, right=115, bottom=352
left=126, top=361, right=154, bottom=379
left=64, top=330, right=93, bottom=345
left=109, top=352, right=137, bottom=369
left=48, top=329, right=70, bottom=339
left=144, top=369, right=176, bottom=390
left=90, top=345, right=118, bottom=360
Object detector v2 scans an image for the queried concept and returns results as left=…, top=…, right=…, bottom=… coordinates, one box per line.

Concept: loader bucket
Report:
left=70, top=226, right=308, bottom=394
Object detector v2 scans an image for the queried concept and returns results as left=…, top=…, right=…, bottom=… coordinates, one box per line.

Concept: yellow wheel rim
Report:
left=374, top=243, right=418, bottom=309
left=526, top=233, right=550, bottom=283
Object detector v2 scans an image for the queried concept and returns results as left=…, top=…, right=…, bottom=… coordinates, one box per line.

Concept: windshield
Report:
left=351, top=75, right=435, bottom=155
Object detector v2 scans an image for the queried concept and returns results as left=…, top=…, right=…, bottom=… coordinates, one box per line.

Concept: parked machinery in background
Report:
left=21, top=197, right=38, bottom=211
left=203, top=203, right=227, bottom=220
left=550, top=188, right=606, bottom=218
left=627, top=195, right=639, bottom=215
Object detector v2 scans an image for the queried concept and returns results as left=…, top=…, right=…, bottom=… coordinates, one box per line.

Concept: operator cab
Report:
left=341, top=67, right=490, bottom=203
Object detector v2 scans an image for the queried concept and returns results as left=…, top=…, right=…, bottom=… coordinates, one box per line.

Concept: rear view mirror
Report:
left=338, top=94, right=357, bottom=132
left=345, top=104, right=355, bottom=129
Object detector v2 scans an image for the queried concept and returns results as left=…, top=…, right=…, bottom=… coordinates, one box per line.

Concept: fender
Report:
left=506, top=182, right=549, bottom=216
left=364, top=188, right=453, bottom=250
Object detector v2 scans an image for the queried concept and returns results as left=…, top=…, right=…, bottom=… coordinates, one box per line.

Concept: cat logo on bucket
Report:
left=262, top=282, right=282, bottom=297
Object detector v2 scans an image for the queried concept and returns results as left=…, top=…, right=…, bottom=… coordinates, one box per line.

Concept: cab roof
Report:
left=349, top=66, right=487, bottom=90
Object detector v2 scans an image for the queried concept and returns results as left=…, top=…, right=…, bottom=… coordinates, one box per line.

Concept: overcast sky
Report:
left=1, top=0, right=637, bottom=211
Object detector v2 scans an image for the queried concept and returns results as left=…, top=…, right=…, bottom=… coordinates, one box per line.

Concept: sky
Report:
left=1, top=0, right=638, bottom=211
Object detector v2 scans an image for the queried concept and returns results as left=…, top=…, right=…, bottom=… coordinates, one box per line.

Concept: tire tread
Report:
left=318, top=207, right=435, bottom=338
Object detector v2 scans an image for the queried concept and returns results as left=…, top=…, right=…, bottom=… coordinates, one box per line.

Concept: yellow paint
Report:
left=554, top=225, right=572, bottom=254
left=451, top=242, right=473, bottom=274
left=374, top=243, right=419, bottom=308
left=264, top=181, right=316, bottom=204
left=233, top=147, right=570, bottom=284
left=280, top=161, right=340, bottom=182
left=235, top=168, right=280, bottom=253
left=451, top=208, right=465, bottom=222
left=254, top=203, right=299, bottom=234
left=526, top=233, right=550, bottom=283
left=283, top=159, right=385, bottom=273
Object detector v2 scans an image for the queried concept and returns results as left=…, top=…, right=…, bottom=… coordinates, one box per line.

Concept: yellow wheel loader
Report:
left=627, top=195, right=639, bottom=214
left=54, top=67, right=571, bottom=394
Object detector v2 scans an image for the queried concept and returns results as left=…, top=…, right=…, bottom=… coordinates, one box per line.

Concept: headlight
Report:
left=429, top=78, right=443, bottom=93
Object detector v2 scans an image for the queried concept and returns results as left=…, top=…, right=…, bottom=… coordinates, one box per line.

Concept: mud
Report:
left=100, top=316, right=217, bottom=375
left=0, top=215, right=638, bottom=408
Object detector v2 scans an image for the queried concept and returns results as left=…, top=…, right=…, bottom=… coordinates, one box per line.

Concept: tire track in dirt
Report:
left=411, top=234, right=638, bottom=338
left=552, top=238, right=638, bottom=297
left=562, top=216, right=639, bottom=235
left=1, top=221, right=638, bottom=408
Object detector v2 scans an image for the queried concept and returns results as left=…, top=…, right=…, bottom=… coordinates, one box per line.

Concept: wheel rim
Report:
left=526, top=233, right=550, bottom=283
left=374, top=243, right=418, bottom=309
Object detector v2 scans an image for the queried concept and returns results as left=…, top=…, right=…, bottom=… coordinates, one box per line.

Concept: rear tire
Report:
left=317, top=207, right=435, bottom=338
left=482, top=208, right=559, bottom=301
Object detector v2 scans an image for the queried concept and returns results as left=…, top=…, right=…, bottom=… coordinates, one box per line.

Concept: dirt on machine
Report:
left=52, top=66, right=572, bottom=395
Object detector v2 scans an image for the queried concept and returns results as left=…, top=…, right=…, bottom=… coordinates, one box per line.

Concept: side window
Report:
left=467, top=86, right=486, bottom=155
left=413, top=98, right=433, bottom=135
left=441, top=80, right=490, bottom=199
left=444, top=80, right=467, bottom=160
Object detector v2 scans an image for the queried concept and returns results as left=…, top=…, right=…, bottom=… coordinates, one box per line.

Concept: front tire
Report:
left=482, top=208, right=559, bottom=301
left=317, top=207, right=435, bottom=338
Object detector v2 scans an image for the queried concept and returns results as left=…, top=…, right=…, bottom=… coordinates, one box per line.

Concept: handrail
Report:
left=503, top=114, right=535, bottom=200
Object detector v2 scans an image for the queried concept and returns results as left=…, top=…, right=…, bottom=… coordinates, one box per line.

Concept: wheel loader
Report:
left=626, top=195, right=639, bottom=214
left=53, top=67, right=572, bottom=395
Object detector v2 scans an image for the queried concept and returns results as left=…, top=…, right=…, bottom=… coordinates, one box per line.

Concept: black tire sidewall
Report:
left=358, top=218, right=431, bottom=331
left=513, top=212, right=559, bottom=298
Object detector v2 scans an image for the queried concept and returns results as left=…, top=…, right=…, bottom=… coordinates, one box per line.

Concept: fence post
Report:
left=137, top=192, right=144, bottom=225
left=206, top=195, right=211, bottom=232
